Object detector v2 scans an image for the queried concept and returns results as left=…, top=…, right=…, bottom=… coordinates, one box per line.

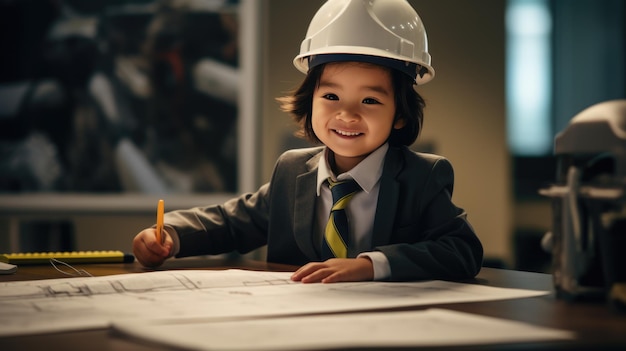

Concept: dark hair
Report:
left=277, top=62, right=425, bottom=147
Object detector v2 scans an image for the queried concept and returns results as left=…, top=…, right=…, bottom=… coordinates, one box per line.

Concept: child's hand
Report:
left=290, top=257, right=374, bottom=283
left=132, top=228, right=173, bottom=267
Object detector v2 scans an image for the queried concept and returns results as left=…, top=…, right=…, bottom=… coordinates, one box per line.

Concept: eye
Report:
left=362, top=97, right=381, bottom=105
left=322, top=93, right=339, bottom=101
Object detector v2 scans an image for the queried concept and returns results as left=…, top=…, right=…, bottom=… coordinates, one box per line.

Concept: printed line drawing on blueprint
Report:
left=0, top=269, right=297, bottom=336
left=0, top=270, right=295, bottom=300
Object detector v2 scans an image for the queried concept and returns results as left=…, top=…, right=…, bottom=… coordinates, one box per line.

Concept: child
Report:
left=132, top=0, right=483, bottom=283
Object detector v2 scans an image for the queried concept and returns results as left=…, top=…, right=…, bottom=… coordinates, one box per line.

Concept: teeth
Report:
left=335, top=130, right=361, bottom=136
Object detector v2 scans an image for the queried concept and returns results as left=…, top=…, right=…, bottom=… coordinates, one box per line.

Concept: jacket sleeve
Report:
left=163, top=146, right=323, bottom=261
left=376, top=156, right=484, bottom=281
left=164, top=184, right=271, bottom=258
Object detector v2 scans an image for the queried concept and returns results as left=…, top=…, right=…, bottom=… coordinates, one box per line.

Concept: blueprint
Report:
left=0, top=269, right=549, bottom=336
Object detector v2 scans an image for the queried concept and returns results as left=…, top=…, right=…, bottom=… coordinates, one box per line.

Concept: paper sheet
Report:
left=0, top=269, right=550, bottom=336
left=112, top=309, right=573, bottom=351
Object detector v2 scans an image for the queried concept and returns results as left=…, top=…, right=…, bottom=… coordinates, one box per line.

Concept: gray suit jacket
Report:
left=165, top=146, right=483, bottom=281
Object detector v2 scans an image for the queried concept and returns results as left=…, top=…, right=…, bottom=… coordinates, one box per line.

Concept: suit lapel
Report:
left=372, top=147, right=402, bottom=247
left=293, top=153, right=322, bottom=260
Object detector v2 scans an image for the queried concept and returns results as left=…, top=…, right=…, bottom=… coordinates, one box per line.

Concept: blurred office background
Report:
left=0, top=0, right=624, bottom=273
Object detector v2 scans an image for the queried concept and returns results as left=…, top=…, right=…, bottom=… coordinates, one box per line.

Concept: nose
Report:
left=336, top=104, right=360, bottom=122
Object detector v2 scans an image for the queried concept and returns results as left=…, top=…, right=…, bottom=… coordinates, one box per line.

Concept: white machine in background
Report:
left=541, top=99, right=626, bottom=311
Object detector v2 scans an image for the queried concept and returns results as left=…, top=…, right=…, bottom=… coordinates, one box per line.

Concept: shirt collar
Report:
left=316, top=143, right=388, bottom=195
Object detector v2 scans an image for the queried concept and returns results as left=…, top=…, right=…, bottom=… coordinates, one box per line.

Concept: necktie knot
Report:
left=328, top=178, right=361, bottom=208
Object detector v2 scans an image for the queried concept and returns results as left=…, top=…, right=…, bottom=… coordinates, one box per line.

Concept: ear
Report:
left=393, top=116, right=406, bottom=129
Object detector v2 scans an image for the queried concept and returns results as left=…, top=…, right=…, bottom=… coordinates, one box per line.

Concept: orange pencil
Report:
left=156, top=199, right=164, bottom=244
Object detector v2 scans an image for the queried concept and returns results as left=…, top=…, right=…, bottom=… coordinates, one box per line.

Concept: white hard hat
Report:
left=294, top=0, right=435, bottom=85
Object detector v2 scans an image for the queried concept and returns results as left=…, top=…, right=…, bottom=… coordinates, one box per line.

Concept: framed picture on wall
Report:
left=0, top=0, right=261, bottom=252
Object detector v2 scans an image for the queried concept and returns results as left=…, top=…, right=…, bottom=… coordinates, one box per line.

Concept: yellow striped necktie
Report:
left=322, top=178, right=361, bottom=259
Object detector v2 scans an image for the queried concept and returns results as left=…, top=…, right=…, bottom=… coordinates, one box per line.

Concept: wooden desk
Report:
left=1, top=258, right=625, bottom=351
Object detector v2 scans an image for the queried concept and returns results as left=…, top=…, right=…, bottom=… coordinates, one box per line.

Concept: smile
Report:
left=334, top=129, right=362, bottom=137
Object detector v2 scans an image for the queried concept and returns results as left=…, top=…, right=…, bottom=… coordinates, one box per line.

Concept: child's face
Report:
left=312, top=62, right=403, bottom=173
